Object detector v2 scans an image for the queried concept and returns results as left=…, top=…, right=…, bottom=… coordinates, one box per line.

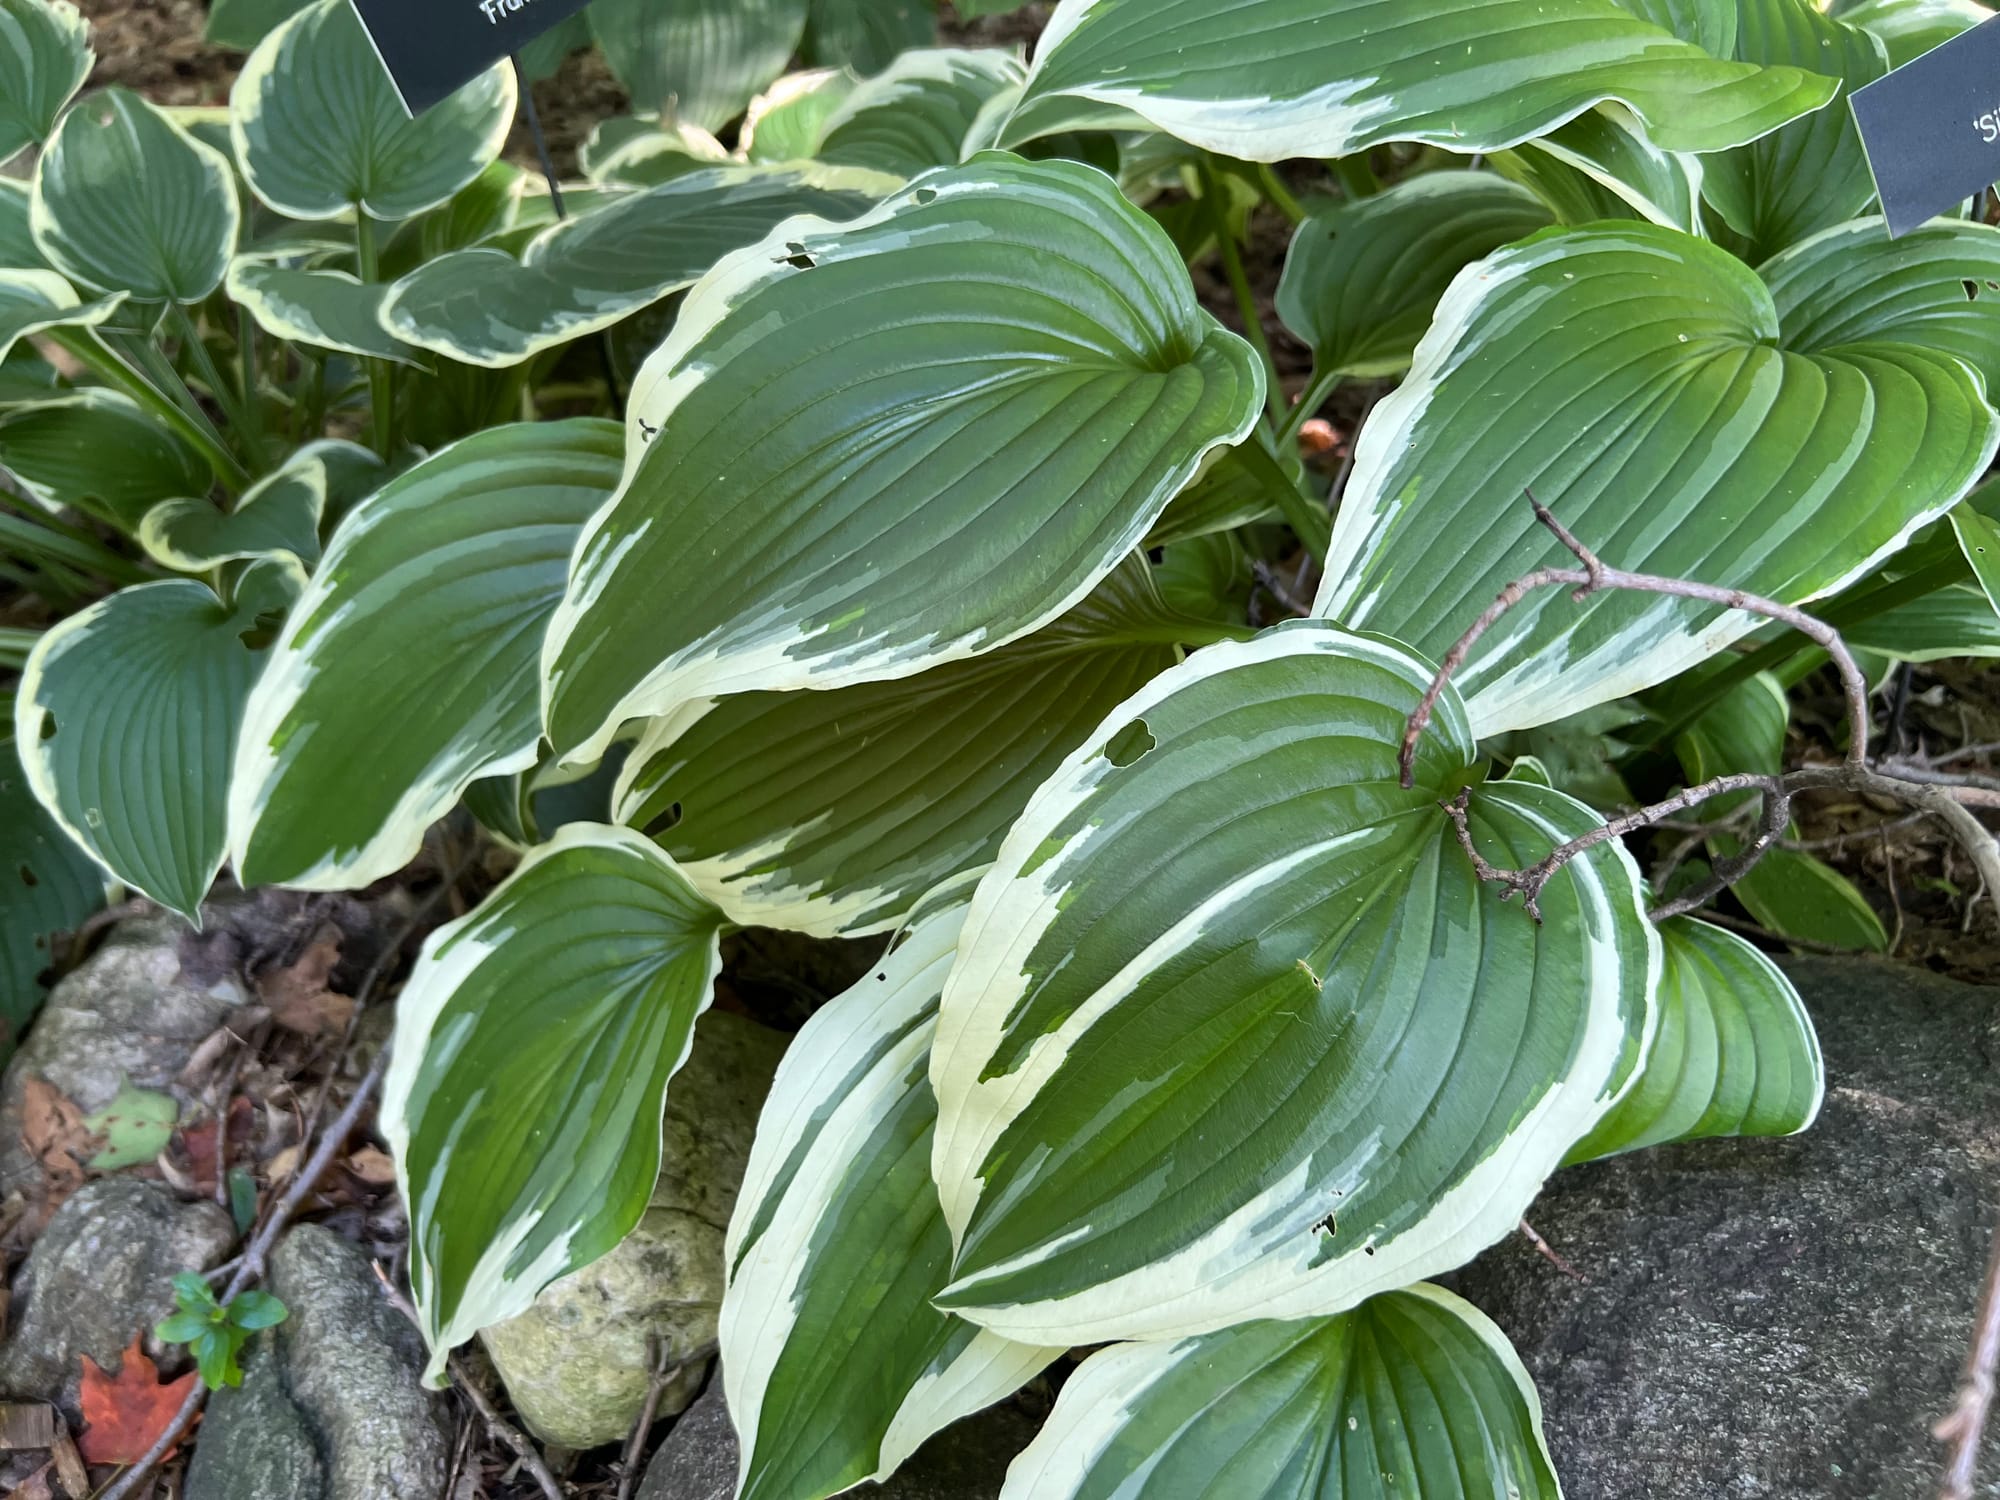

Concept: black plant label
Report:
left=349, top=0, right=594, bottom=117
left=1851, top=15, right=2000, bottom=237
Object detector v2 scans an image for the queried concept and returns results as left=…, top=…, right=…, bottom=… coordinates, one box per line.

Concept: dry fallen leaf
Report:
left=345, top=1147, right=396, bottom=1187
left=4, top=1460, right=55, bottom=1500
left=257, top=931, right=355, bottom=1037
left=76, top=1338, right=196, bottom=1466
left=20, top=1080, right=92, bottom=1206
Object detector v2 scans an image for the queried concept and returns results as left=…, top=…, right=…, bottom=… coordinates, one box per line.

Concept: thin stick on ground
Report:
left=1937, top=1230, right=2000, bottom=1500
left=613, top=1337, right=720, bottom=1500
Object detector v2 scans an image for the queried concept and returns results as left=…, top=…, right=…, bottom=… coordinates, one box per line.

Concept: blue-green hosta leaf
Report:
left=1275, top=172, right=1553, bottom=382
left=1000, top=1287, right=1559, bottom=1500
left=0, top=388, right=209, bottom=528
left=0, top=178, right=41, bottom=268
left=723, top=881, right=1059, bottom=1500
left=804, top=0, right=936, bottom=74
left=203, top=0, right=310, bottom=48
left=614, top=558, right=1198, bottom=938
left=581, top=120, right=730, bottom=189
left=1156, top=532, right=1253, bottom=626
left=543, top=154, right=1263, bottom=763
left=231, top=0, right=516, bottom=221
left=815, top=49, right=1026, bottom=178
left=229, top=421, right=624, bottom=893
left=227, top=258, right=429, bottom=369
left=380, top=824, right=726, bottom=1381
left=381, top=166, right=887, bottom=370
left=928, top=624, right=1659, bottom=1345
left=14, top=567, right=293, bottom=919
left=1490, top=103, right=1706, bottom=233
left=1842, top=0, right=1991, bottom=66
left=588, top=0, right=808, bottom=130
left=1314, top=223, right=2000, bottom=738
left=1001, top=0, right=1839, bottom=161
left=1702, top=0, right=1887, bottom=262
left=0, top=269, right=122, bottom=363
left=137, top=447, right=329, bottom=572
left=743, top=70, right=858, bottom=164
left=0, top=347, right=60, bottom=406
left=30, top=87, right=239, bottom=303
left=1568, top=916, right=1822, bottom=1162
left=0, top=725, right=106, bottom=1043
left=0, top=0, right=91, bottom=167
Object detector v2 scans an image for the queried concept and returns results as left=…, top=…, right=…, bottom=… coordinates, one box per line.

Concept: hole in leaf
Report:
left=913, top=187, right=938, bottom=205
left=1966, top=279, right=1981, bottom=301
left=18, top=864, right=37, bottom=888
left=779, top=241, right=817, bottom=270
left=38, top=714, right=56, bottom=742
left=642, top=801, right=683, bottom=838
left=1104, top=719, right=1155, bottom=768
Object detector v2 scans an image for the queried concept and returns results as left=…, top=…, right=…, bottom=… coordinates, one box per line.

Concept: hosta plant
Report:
left=9, top=0, right=2000, bottom=1494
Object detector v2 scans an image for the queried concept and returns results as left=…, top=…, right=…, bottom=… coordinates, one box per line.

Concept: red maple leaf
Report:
left=76, top=1336, right=197, bottom=1465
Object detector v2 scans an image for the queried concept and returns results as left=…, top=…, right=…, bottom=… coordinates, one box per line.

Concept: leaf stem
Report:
left=1196, top=158, right=1288, bottom=431
left=1279, top=367, right=1340, bottom=445
left=1254, top=163, right=1307, bottom=225
left=174, top=304, right=271, bottom=478
left=1234, top=430, right=1330, bottom=564
left=1332, top=154, right=1381, bottom=199
left=354, top=212, right=397, bottom=462
left=48, top=328, right=250, bottom=496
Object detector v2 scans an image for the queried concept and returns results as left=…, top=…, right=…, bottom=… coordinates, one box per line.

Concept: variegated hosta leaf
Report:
left=231, top=0, right=515, bottom=222
left=743, top=70, right=857, bottom=163
left=1623, top=0, right=1737, bottom=55
left=582, top=120, right=731, bottom=190
left=815, top=49, right=1026, bottom=178
left=0, top=177, right=42, bottom=268
left=230, top=421, right=625, bottom=893
left=929, top=623, right=1658, bottom=1345
left=14, top=565, right=293, bottom=920
left=1314, top=223, right=2000, bottom=739
left=202, top=0, right=311, bottom=50
left=543, top=154, right=1262, bottom=763
left=0, top=347, right=59, bottom=407
left=1, top=721, right=106, bottom=1037
left=588, top=0, right=808, bottom=130
left=1275, top=172, right=1552, bottom=382
left=138, top=447, right=328, bottom=572
left=0, top=268, right=122, bottom=363
left=1490, top=103, right=1706, bottom=233
left=380, top=167, right=887, bottom=370
left=0, top=0, right=91, bottom=167
left=1568, top=916, right=1822, bottom=1163
left=381, top=824, right=727, bottom=1382
left=1956, top=503, right=2000, bottom=615
left=1701, top=0, right=1886, bottom=263
left=999, top=0, right=1838, bottom=162
left=614, top=558, right=1203, bottom=938
left=0, top=388, right=209, bottom=528
left=723, top=881, right=1059, bottom=1500
left=227, top=258, right=429, bottom=369
left=803, top=0, right=936, bottom=75
left=1851, top=578, right=2000, bottom=659
left=1143, top=442, right=1291, bottom=549
left=31, top=87, right=238, bottom=303
left=1001, top=1287, right=1559, bottom=1500
left=1843, top=0, right=1990, bottom=66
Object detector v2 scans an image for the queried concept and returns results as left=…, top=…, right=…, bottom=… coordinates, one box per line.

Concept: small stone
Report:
left=482, top=1011, right=789, bottom=1450
left=638, top=1382, right=1042, bottom=1500
left=0, top=1177, right=232, bottom=1422
left=183, top=1332, right=326, bottom=1500
left=268, top=1224, right=449, bottom=1500
left=1451, top=956, right=2000, bottom=1499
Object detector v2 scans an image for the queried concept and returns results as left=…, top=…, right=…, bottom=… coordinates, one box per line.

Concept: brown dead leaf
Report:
left=345, top=1147, right=395, bottom=1186
left=76, top=1338, right=196, bottom=1466
left=20, top=1081, right=92, bottom=1203
left=171, top=1097, right=255, bottom=1197
left=4, top=1461, right=54, bottom=1500
left=257, top=931, right=355, bottom=1037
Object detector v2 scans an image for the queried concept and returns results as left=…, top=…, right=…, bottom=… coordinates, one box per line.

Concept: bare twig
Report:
left=1519, top=1219, right=1586, bottom=1282
left=613, top=1336, right=718, bottom=1500
left=370, top=1264, right=567, bottom=1500
left=1936, top=1229, right=2000, bottom=1500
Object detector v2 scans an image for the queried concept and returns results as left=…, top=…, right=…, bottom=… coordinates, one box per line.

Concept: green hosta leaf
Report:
left=929, top=623, right=1658, bottom=1345
left=381, top=166, right=887, bottom=370
left=0, top=725, right=104, bottom=1043
left=1762, top=216, right=2000, bottom=392
left=816, top=49, right=1026, bottom=177
left=204, top=0, right=312, bottom=49
left=1731, top=846, right=1889, bottom=951
left=543, top=154, right=1263, bottom=763
left=227, top=259, right=429, bottom=369
left=1702, top=0, right=1886, bottom=262
left=0, top=346, right=59, bottom=406
left=0, top=178, right=41, bottom=268
left=0, top=0, right=91, bottom=167
left=232, top=0, right=516, bottom=221
left=804, top=0, right=936, bottom=74
left=15, top=568, right=291, bottom=919
left=1002, top=0, right=1838, bottom=161
left=31, top=87, right=239, bottom=303
left=1275, top=172, right=1552, bottom=382
left=380, top=824, right=726, bottom=1380
left=1490, top=103, right=1706, bottom=233
left=82, top=1079, right=179, bottom=1170
left=1001, top=1287, right=1559, bottom=1500
left=588, top=0, right=808, bottom=129
left=1568, top=916, right=1822, bottom=1163
left=723, top=881, right=1058, bottom=1500
left=581, top=120, right=730, bottom=189
left=1156, top=532, right=1252, bottom=625
left=230, top=421, right=624, bottom=893
left=138, top=449, right=327, bottom=572
left=1849, top=578, right=2000, bottom=659
left=0, top=269, right=123, bottom=364
left=1314, top=223, right=2000, bottom=738
left=743, top=70, right=858, bottom=163
left=1843, top=0, right=1991, bottom=65
left=1953, top=504, right=2000, bottom=615
left=1143, top=442, right=1290, bottom=548
left=0, top=388, right=209, bottom=529
left=1623, top=0, right=1737, bottom=54
left=615, top=558, right=1198, bottom=938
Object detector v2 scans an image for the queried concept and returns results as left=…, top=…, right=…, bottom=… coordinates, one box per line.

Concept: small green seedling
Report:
left=153, top=1273, right=288, bottom=1389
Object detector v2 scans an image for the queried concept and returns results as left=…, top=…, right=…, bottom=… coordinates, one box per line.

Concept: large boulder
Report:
left=481, top=1011, right=790, bottom=1449
left=182, top=1332, right=326, bottom=1500
left=0, top=1177, right=233, bottom=1422
left=1454, top=955, right=2000, bottom=1499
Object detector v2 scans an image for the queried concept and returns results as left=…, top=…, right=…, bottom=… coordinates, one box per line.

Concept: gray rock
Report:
left=183, top=1333, right=326, bottom=1500
left=1452, top=955, right=2000, bottom=1499
left=0, top=1177, right=233, bottom=1421
left=482, top=1011, right=789, bottom=1449
left=267, top=1224, right=450, bottom=1500
left=638, top=1382, right=1041, bottom=1500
